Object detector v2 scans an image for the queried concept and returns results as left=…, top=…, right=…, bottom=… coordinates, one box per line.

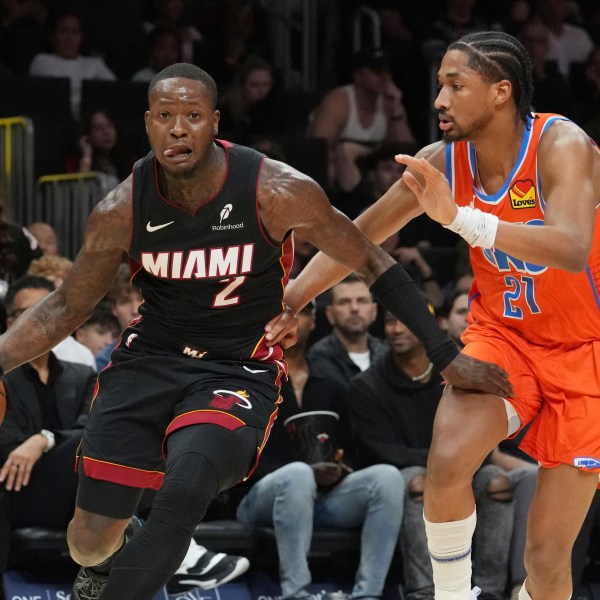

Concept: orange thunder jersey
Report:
left=446, top=113, right=600, bottom=345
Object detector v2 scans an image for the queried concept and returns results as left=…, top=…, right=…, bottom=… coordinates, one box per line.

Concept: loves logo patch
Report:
left=509, top=179, right=536, bottom=210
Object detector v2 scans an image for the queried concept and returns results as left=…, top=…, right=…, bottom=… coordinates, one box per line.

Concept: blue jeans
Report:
left=236, top=462, right=405, bottom=599
left=400, top=464, right=514, bottom=600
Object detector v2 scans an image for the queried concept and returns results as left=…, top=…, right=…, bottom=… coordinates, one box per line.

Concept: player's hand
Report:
left=395, top=154, right=458, bottom=226
left=264, top=307, right=299, bottom=348
left=0, top=436, right=45, bottom=491
left=441, top=353, right=513, bottom=398
left=0, top=379, right=5, bottom=425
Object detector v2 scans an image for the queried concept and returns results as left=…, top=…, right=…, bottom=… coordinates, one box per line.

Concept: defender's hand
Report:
left=395, top=154, right=458, bottom=226
left=441, top=353, right=513, bottom=398
left=265, top=307, right=298, bottom=348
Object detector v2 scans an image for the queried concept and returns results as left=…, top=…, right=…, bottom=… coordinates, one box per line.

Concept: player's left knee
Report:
left=487, top=474, right=512, bottom=502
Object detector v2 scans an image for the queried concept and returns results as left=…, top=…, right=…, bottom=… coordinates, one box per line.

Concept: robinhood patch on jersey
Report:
left=509, top=179, right=536, bottom=210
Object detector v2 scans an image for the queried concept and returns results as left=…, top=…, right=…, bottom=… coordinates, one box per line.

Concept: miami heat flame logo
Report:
left=209, top=389, right=252, bottom=410
left=509, top=179, right=536, bottom=210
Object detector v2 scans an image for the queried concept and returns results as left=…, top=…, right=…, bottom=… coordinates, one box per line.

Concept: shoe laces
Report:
left=74, top=573, right=106, bottom=600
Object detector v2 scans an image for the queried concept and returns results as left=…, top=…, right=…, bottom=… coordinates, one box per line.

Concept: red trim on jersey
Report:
left=81, top=456, right=164, bottom=490
left=255, top=155, right=282, bottom=248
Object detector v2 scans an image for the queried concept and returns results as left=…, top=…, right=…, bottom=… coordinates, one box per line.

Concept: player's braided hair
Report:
left=448, top=31, right=534, bottom=124
left=149, top=63, right=218, bottom=109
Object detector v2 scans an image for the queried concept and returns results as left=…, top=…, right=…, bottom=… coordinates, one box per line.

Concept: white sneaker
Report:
left=471, top=587, right=481, bottom=599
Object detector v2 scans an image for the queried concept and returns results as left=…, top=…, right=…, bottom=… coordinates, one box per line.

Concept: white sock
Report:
left=518, top=580, right=571, bottom=600
left=424, top=510, right=477, bottom=600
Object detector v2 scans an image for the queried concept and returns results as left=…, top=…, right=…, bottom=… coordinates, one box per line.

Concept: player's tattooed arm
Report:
left=258, top=158, right=397, bottom=302
left=0, top=178, right=133, bottom=374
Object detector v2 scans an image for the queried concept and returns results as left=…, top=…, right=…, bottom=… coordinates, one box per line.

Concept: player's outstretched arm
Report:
left=0, top=179, right=133, bottom=375
left=398, top=120, right=598, bottom=272
left=260, top=158, right=513, bottom=398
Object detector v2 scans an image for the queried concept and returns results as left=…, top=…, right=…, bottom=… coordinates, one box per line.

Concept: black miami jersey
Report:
left=128, top=140, right=294, bottom=361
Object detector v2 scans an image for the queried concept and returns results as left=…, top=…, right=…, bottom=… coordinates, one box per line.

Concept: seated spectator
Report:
left=143, top=0, right=201, bottom=64
left=0, top=202, right=41, bottom=304
left=519, top=19, right=571, bottom=115
left=27, top=254, right=73, bottom=287
left=333, top=141, right=412, bottom=216
left=207, top=0, right=271, bottom=88
left=73, top=307, right=120, bottom=365
left=217, top=54, right=286, bottom=145
left=95, top=263, right=143, bottom=371
left=535, top=0, right=594, bottom=80
left=26, top=221, right=60, bottom=256
left=0, top=275, right=96, bottom=571
left=437, top=289, right=469, bottom=348
left=308, top=48, right=415, bottom=190
left=236, top=300, right=405, bottom=600
left=0, top=276, right=249, bottom=590
left=348, top=310, right=514, bottom=600
left=131, top=25, right=181, bottom=82
left=28, top=9, right=116, bottom=117
left=0, top=0, right=48, bottom=74
left=65, top=107, right=137, bottom=188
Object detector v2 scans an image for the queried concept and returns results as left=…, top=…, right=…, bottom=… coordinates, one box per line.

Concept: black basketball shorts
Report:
left=77, top=323, right=285, bottom=491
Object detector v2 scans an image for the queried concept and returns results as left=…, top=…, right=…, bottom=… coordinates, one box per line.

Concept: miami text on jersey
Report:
left=141, top=243, right=255, bottom=280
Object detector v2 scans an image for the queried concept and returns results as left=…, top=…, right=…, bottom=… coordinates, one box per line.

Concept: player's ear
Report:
left=144, top=111, right=150, bottom=134
left=494, top=80, right=512, bottom=107
left=213, top=110, right=220, bottom=136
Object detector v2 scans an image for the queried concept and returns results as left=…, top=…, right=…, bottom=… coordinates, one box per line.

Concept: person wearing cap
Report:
left=308, top=47, right=415, bottom=191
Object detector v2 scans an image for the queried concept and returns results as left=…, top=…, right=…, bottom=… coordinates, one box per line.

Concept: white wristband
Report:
left=443, top=205, right=499, bottom=249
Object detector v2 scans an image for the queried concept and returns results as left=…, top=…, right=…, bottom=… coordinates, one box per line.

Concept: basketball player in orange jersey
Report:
left=265, top=31, right=600, bottom=600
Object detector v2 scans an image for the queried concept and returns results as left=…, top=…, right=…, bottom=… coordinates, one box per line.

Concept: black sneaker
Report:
left=72, top=516, right=142, bottom=600
left=72, top=567, right=108, bottom=600
left=166, top=544, right=250, bottom=593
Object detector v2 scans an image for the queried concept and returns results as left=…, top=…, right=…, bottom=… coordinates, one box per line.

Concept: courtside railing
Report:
left=35, top=172, right=111, bottom=259
left=0, top=116, right=34, bottom=221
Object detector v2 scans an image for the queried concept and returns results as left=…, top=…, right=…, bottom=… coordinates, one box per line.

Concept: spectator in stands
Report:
left=217, top=54, right=285, bottom=145
left=236, top=300, right=405, bottom=600
left=519, top=19, right=571, bottom=115
left=0, top=202, right=41, bottom=304
left=209, top=0, right=271, bottom=88
left=535, top=0, right=594, bottom=80
left=308, top=48, right=414, bottom=190
left=143, top=0, right=201, bottom=65
left=132, top=25, right=181, bottom=83
left=0, top=275, right=96, bottom=571
left=348, top=309, right=514, bottom=600
left=423, top=0, right=499, bottom=54
left=26, top=222, right=59, bottom=256
left=437, top=289, right=469, bottom=349
left=21, top=262, right=96, bottom=370
left=95, top=263, right=143, bottom=371
left=65, top=107, right=137, bottom=187
left=305, top=275, right=386, bottom=448
left=29, top=9, right=116, bottom=117
left=28, top=254, right=73, bottom=287
left=0, top=0, right=48, bottom=74
left=73, top=307, right=120, bottom=364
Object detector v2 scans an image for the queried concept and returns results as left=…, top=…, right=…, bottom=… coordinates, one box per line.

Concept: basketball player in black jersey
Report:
left=0, top=64, right=511, bottom=600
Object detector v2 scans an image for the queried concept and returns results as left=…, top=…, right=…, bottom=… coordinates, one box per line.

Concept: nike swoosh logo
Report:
left=146, top=220, right=174, bottom=232
left=243, top=366, right=268, bottom=374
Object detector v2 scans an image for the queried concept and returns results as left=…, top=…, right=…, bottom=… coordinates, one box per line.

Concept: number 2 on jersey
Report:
left=214, top=276, right=246, bottom=307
